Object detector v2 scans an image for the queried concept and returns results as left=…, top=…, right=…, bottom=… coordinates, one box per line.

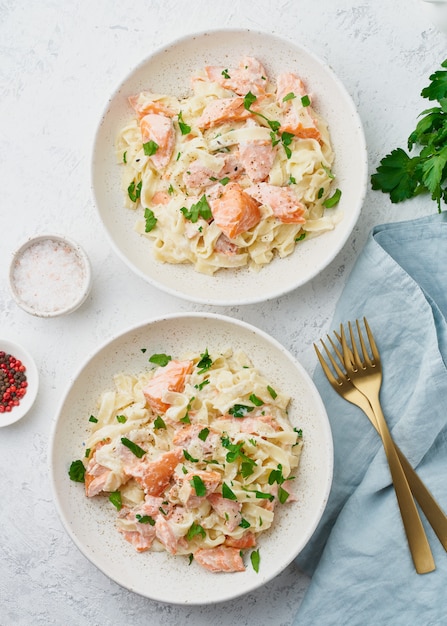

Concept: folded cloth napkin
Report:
left=294, top=212, right=447, bottom=626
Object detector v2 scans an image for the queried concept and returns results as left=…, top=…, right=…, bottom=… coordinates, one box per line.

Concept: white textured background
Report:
left=0, top=1, right=445, bottom=624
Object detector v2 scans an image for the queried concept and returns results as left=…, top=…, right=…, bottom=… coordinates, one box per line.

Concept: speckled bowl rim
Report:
left=0, top=338, right=39, bottom=427
left=49, top=312, right=333, bottom=604
left=91, top=28, right=368, bottom=306
left=9, top=233, right=92, bottom=318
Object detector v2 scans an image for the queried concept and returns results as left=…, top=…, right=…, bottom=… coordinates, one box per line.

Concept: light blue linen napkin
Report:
left=294, top=212, right=447, bottom=626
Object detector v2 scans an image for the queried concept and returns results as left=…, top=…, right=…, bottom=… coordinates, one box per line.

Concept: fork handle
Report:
left=361, top=397, right=447, bottom=552
left=369, top=396, right=435, bottom=574
left=394, top=444, right=447, bottom=552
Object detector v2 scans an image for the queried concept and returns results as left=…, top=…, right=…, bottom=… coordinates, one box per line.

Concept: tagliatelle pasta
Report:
left=71, top=348, right=303, bottom=573
left=116, top=57, right=340, bottom=275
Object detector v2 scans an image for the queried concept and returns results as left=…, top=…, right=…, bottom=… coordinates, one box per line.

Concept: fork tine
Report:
left=325, top=334, right=346, bottom=376
left=313, top=343, right=337, bottom=385
left=356, top=318, right=373, bottom=367
left=364, top=316, right=379, bottom=364
left=348, top=321, right=363, bottom=369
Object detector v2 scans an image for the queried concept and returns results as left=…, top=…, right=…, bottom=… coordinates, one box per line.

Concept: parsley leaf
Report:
left=229, top=404, right=254, bottom=418
left=322, top=188, right=342, bottom=208
left=190, top=475, right=207, bottom=497
left=178, top=111, right=191, bottom=135
left=68, top=459, right=85, bottom=482
left=186, top=522, right=206, bottom=541
left=371, top=59, right=447, bottom=210
left=371, top=148, right=421, bottom=203
left=250, top=549, right=260, bottom=573
left=144, top=208, right=157, bottom=232
left=143, top=140, right=158, bottom=156
left=109, top=491, right=122, bottom=511
left=121, top=437, right=146, bottom=458
left=128, top=180, right=142, bottom=202
left=149, top=353, right=171, bottom=366
left=197, top=348, right=213, bottom=374
left=180, top=195, right=212, bottom=223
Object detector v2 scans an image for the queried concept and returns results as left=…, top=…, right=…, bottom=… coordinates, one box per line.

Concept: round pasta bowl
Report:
left=92, top=29, right=367, bottom=305
left=50, top=313, right=333, bottom=604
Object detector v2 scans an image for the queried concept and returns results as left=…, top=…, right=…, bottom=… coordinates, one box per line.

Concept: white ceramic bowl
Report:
left=420, top=0, right=447, bottom=32
left=9, top=234, right=92, bottom=318
left=92, top=29, right=367, bottom=306
left=0, top=339, right=39, bottom=427
left=50, top=313, right=333, bottom=604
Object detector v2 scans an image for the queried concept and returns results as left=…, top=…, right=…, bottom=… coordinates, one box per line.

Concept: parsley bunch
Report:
left=371, top=59, right=447, bottom=211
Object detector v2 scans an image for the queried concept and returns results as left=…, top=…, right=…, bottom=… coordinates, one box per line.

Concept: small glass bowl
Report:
left=0, top=339, right=39, bottom=427
left=9, top=234, right=92, bottom=318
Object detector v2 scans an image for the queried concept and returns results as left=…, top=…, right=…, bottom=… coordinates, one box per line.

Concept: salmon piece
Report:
left=84, top=439, right=112, bottom=497
left=197, top=97, right=253, bottom=129
left=173, top=423, right=219, bottom=453
left=275, top=72, right=320, bottom=140
left=118, top=526, right=156, bottom=552
left=133, top=447, right=183, bottom=496
left=205, top=57, right=268, bottom=96
left=280, top=107, right=321, bottom=140
left=207, top=493, right=242, bottom=531
left=151, top=190, right=171, bottom=205
left=117, top=501, right=159, bottom=552
left=140, top=113, right=175, bottom=169
left=210, top=182, right=262, bottom=239
left=246, top=182, right=306, bottom=224
left=128, top=92, right=176, bottom=119
left=194, top=546, right=245, bottom=573
left=225, top=531, right=257, bottom=549
left=183, top=154, right=242, bottom=190
left=143, top=359, right=193, bottom=414
left=183, top=469, right=221, bottom=495
left=238, top=414, right=282, bottom=434
left=238, top=140, right=276, bottom=183
left=214, top=234, right=239, bottom=256
left=155, top=514, right=179, bottom=554
left=275, top=72, right=306, bottom=103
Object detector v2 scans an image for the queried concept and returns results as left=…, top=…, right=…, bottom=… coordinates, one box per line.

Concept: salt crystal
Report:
left=12, top=238, right=87, bottom=314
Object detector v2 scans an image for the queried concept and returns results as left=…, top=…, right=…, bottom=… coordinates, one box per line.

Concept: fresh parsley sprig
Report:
left=371, top=59, right=447, bottom=211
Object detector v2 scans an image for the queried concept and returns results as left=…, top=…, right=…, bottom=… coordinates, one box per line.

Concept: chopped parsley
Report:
left=143, top=140, right=158, bottom=156
left=136, top=514, right=155, bottom=525
left=222, top=69, right=231, bottom=79
left=301, top=94, right=311, bottom=107
left=190, top=475, right=207, bottom=497
left=123, top=150, right=127, bottom=163
left=283, top=92, right=296, bottom=102
left=267, top=385, right=277, bottom=399
left=121, top=437, right=146, bottom=458
left=89, top=415, right=98, bottom=423
left=144, top=208, right=157, bottom=232
left=183, top=450, right=199, bottom=463
left=249, top=393, right=263, bottom=406
left=68, top=460, right=85, bottom=483
left=228, top=403, right=254, bottom=418
left=251, top=549, right=260, bottom=573
left=187, top=522, right=206, bottom=541
left=222, top=482, right=238, bottom=501
left=178, top=111, right=191, bottom=135
left=198, top=427, right=210, bottom=441
left=109, top=491, right=122, bottom=511
left=197, top=348, right=213, bottom=374
left=323, top=188, right=342, bottom=208
left=128, top=180, right=142, bottom=202
left=180, top=195, right=212, bottom=223
left=153, top=415, right=167, bottom=429
left=116, top=415, right=127, bottom=423
left=149, top=353, right=171, bottom=366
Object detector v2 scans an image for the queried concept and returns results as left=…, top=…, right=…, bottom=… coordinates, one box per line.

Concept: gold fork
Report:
left=315, top=333, right=447, bottom=555
left=337, top=317, right=435, bottom=574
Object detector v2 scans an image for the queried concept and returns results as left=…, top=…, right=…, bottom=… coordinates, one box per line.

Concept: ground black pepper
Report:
left=0, top=351, right=27, bottom=413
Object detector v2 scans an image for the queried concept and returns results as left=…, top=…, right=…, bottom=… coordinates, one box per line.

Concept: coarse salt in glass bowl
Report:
left=9, top=234, right=92, bottom=318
